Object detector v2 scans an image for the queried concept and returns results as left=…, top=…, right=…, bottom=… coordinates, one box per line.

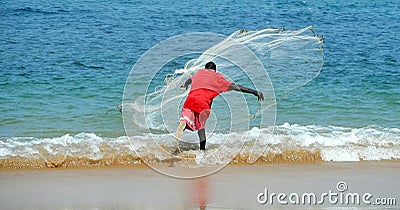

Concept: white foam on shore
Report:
left=0, top=123, right=399, bottom=163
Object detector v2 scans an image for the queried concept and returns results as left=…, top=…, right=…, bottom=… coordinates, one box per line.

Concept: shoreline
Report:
left=1, top=153, right=399, bottom=171
left=0, top=148, right=323, bottom=170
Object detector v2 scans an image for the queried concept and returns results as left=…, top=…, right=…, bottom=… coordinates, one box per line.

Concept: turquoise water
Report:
left=1, top=0, right=399, bottom=139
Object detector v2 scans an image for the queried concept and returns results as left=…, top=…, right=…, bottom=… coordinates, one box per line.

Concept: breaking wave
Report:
left=0, top=123, right=399, bottom=169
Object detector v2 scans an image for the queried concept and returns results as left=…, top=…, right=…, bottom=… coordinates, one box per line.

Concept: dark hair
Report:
left=205, top=61, right=216, bottom=70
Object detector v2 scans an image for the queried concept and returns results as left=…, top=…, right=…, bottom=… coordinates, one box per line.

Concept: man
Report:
left=176, top=61, right=264, bottom=151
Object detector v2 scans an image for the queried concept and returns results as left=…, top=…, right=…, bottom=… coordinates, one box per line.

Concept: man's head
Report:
left=205, top=62, right=216, bottom=71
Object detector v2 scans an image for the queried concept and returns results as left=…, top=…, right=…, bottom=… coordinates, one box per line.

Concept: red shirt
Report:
left=183, top=69, right=232, bottom=113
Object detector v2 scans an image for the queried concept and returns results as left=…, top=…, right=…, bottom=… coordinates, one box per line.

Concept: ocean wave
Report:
left=14, top=7, right=65, bottom=15
left=0, top=123, right=399, bottom=169
left=72, top=61, right=106, bottom=70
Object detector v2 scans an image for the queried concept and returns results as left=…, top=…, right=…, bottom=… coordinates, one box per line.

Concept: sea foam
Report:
left=0, top=123, right=399, bottom=169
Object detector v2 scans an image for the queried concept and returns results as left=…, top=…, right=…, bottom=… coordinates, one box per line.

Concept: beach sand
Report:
left=0, top=162, right=399, bottom=209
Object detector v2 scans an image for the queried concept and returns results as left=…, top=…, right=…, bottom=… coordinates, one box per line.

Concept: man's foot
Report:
left=175, top=121, right=186, bottom=141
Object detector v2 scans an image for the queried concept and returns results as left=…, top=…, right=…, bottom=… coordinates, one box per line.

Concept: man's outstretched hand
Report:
left=228, top=83, right=264, bottom=102
left=256, top=91, right=264, bottom=101
left=180, top=84, right=189, bottom=90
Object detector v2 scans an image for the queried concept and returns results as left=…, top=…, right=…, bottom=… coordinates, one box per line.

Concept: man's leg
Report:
left=197, top=109, right=210, bottom=150
left=177, top=108, right=196, bottom=141
left=175, top=121, right=186, bottom=141
left=198, top=128, right=206, bottom=150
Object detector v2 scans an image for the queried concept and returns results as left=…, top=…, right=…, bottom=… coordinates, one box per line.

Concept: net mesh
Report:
left=123, top=26, right=324, bottom=134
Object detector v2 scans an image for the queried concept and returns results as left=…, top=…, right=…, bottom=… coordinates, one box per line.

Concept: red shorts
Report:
left=180, top=108, right=210, bottom=131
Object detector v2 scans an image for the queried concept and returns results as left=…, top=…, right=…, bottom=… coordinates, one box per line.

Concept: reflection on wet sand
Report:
left=186, top=177, right=209, bottom=210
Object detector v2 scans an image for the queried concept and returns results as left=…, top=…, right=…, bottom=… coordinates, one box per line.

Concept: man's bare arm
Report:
left=181, top=78, right=192, bottom=90
left=228, top=83, right=264, bottom=101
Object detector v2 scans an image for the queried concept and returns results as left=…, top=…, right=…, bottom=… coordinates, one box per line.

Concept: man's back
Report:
left=183, top=69, right=231, bottom=113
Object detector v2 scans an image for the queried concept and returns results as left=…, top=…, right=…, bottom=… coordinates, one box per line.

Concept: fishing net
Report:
left=123, top=26, right=324, bottom=134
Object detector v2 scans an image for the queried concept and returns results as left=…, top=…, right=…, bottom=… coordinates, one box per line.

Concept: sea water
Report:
left=0, top=0, right=399, bottom=166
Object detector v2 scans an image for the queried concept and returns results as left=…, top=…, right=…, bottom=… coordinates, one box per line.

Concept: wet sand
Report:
left=0, top=162, right=399, bottom=209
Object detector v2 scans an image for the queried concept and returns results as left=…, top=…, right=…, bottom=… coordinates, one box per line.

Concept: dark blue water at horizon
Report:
left=1, top=0, right=399, bottom=137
